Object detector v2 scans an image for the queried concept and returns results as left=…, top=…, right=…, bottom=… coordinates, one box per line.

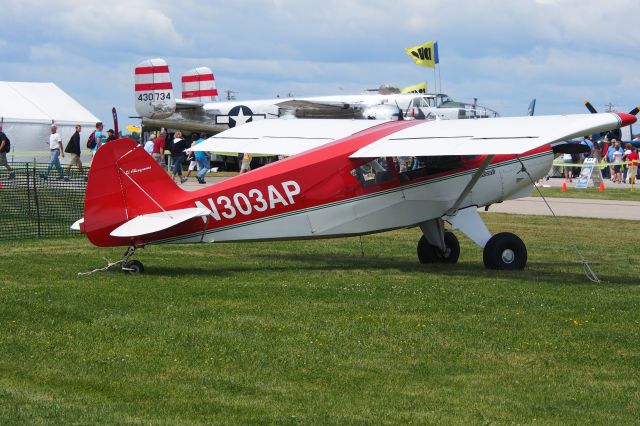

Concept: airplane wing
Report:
left=110, top=207, right=211, bottom=238
left=277, top=99, right=350, bottom=110
left=350, top=113, right=632, bottom=158
left=276, top=99, right=360, bottom=119
left=189, top=119, right=387, bottom=156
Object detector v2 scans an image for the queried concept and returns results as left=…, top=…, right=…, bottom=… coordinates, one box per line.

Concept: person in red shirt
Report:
left=152, top=130, right=166, bottom=165
left=627, top=146, right=639, bottom=184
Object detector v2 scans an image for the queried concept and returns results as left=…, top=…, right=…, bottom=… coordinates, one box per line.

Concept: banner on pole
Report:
left=404, top=41, right=439, bottom=68
left=401, top=82, right=427, bottom=94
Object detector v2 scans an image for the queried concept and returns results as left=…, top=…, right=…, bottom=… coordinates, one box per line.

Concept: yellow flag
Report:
left=404, top=41, right=438, bottom=68
left=401, top=82, right=427, bottom=94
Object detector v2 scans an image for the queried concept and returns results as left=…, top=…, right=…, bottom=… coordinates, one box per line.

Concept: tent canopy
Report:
left=0, top=81, right=100, bottom=126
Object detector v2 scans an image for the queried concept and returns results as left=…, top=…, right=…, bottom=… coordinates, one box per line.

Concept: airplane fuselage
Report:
left=85, top=121, right=551, bottom=248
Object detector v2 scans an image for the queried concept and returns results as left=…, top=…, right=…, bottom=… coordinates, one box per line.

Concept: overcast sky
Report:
left=1, top=0, right=639, bottom=128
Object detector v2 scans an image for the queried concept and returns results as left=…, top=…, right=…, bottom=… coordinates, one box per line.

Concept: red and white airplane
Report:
left=74, top=112, right=636, bottom=273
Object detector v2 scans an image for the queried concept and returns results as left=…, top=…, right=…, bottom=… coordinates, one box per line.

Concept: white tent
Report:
left=0, top=82, right=101, bottom=162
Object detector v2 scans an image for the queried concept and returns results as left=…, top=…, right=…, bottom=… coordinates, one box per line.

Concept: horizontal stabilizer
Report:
left=190, top=119, right=385, bottom=156
left=70, top=218, right=84, bottom=231
left=110, top=207, right=211, bottom=238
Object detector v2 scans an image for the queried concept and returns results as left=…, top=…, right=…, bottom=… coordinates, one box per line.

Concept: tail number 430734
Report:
left=137, top=92, right=171, bottom=102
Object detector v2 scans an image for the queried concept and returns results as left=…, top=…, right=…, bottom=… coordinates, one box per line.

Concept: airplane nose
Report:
left=617, top=112, right=637, bottom=127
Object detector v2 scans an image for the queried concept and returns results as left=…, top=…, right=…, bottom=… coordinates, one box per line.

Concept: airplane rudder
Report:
left=181, top=67, right=218, bottom=103
left=84, top=138, right=181, bottom=245
left=135, top=58, right=176, bottom=119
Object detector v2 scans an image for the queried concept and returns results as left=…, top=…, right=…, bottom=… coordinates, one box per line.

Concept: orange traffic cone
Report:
left=599, top=182, right=605, bottom=192
left=561, top=182, right=567, bottom=192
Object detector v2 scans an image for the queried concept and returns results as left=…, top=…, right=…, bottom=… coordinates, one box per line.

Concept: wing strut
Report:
left=446, top=155, right=494, bottom=216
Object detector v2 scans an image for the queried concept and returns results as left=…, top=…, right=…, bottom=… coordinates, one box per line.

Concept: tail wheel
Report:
left=483, top=232, right=527, bottom=270
left=123, top=260, right=145, bottom=275
left=417, top=231, right=460, bottom=264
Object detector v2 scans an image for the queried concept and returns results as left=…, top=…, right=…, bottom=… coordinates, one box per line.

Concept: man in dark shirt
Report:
left=64, top=124, right=84, bottom=174
left=0, top=127, right=15, bottom=178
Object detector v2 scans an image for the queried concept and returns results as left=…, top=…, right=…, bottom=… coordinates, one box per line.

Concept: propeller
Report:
left=583, top=100, right=598, bottom=114
left=583, top=100, right=640, bottom=116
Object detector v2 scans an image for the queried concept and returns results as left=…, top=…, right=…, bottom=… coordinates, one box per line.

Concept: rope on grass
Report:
left=516, top=156, right=600, bottom=283
left=77, top=258, right=124, bottom=276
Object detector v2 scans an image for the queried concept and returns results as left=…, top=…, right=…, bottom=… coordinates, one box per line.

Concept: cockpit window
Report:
left=351, top=155, right=465, bottom=187
left=351, top=158, right=395, bottom=188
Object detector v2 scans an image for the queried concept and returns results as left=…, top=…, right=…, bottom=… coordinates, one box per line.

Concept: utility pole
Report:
left=224, top=90, right=237, bottom=101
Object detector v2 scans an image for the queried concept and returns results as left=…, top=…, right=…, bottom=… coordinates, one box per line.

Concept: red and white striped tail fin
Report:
left=181, top=67, right=218, bottom=103
left=134, top=58, right=176, bottom=119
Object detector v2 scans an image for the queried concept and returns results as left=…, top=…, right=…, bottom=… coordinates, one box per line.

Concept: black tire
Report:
left=417, top=232, right=460, bottom=264
left=123, top=260, right=145, bottom=275
left=483, top=232, right=527, bottom=270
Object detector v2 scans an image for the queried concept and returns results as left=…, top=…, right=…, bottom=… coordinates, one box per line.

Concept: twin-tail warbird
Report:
left=73, top=111, right=636, bottom=274
left=134, top=58, right=499, bottom=134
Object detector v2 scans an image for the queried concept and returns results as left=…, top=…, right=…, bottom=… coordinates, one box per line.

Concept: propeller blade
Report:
left=583, top=100, right=598, bottom=114
left=628, top=105, right=640, bottom=116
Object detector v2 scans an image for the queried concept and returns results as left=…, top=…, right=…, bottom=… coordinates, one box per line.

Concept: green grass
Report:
left=531, top=186, right=640, bottom=201
left=0, top=213, right=638, bottom=424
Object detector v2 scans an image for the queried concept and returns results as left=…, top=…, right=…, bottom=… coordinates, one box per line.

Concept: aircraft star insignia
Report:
left=228, top=105, right=253, bottom=128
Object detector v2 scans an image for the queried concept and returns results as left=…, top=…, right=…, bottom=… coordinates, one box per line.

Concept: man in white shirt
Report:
left=144, top=138, right=154, bottom=154
left=43, top=124, right=66, bottom=180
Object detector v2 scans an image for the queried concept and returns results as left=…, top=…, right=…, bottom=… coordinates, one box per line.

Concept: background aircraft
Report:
left=134, top=58, right=499, bottom=133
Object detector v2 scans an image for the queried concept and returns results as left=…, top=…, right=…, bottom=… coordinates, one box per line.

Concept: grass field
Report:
left=1, top=213, right=638, bottom=424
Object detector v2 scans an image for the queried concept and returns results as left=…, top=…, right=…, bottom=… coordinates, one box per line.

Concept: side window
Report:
left=399, top=156, right=464, bottom=181
left=351, top=157, right=395, bottom=188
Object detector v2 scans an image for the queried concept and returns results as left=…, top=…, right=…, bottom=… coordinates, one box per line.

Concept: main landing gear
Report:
left=417, top=232, right=460, bottom=264
left=417, top=206, right=527, bottom=270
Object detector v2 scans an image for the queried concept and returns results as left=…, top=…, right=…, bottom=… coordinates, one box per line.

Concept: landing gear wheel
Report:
left=483, top=232, right=527, bottom=270
left=123, top=260, right=145, bottom=275
left=417, top=232, right=460, bottom=264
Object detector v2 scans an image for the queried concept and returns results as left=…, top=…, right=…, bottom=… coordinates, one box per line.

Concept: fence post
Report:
left=25, top=162, right=32, bottom=219
left=32, top=159, right=41, bottom=238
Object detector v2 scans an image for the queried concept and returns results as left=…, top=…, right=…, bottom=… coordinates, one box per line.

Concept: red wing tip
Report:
left=617, top=112, right=637, bottom=127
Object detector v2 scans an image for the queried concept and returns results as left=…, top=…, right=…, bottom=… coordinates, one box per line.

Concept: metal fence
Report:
left=0, top=163, right=87, bottom=240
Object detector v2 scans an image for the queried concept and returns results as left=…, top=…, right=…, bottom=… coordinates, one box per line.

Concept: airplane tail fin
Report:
left=83, top=138, right=184, bottom=247
left=181, top=67, right=218, bottom=103
left=134, top=58, right=176, bottom=119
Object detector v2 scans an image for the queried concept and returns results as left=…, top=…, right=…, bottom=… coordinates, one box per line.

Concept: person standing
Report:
left=152, top=130, right=166, bottom=165
left=627, top=146, right=638, bottom=185
left=144, top=137, right=154, bottom=154
left=239, top=152, right=252, bottom=174
left=170, top=131, right=189, bottom=184
left=0, top=126, right=15, bottom=178
left=106, top=129, right=117, bottom=143
left=562, top=152, right=573, bottom=182
left=194, top=134, right=210, bottom=184
left=43, top=124, right=66, bottom=180
left=183, top=133, right=200, bottom=182
left=88, top=121, right=103, bottom=165
left=64, top=124, right=83, bottom=175
left=611, top=141, right=623, bottom=183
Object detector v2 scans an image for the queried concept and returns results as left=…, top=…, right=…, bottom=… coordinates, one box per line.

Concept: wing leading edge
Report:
left=189, top=119, right=388, bottom=156
left=351, top=113, right=632, bottom=158
left=188, top=113, right=635, bottom=158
